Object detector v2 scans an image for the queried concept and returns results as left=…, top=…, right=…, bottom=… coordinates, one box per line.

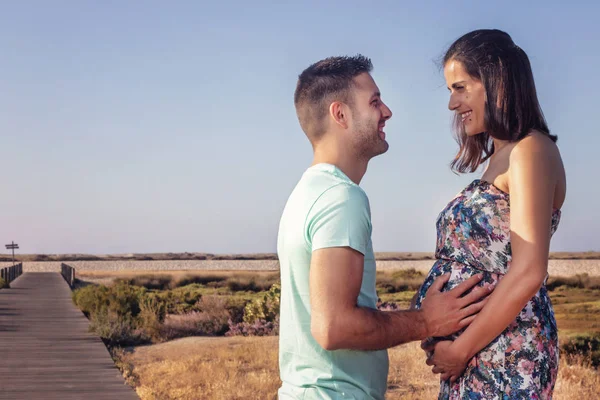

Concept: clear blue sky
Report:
left=1, top=1, right=598, bottom=254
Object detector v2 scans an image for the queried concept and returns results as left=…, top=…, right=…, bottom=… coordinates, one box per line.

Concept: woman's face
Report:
left=444, top=59, right=487, bottom=136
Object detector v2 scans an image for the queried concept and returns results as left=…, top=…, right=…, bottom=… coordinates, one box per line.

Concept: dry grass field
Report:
left=115, top=337, right=600, bottom=400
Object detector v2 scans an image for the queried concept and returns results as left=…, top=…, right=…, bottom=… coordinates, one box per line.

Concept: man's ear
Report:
left=329, top=101, right=350, bottom=129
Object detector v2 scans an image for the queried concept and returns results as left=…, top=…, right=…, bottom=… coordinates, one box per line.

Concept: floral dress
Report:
left=415, top=179, right=561, bottom=399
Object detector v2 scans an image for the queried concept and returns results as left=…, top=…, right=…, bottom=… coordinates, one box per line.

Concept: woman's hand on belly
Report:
left=425, top=340, right=469, bottom=383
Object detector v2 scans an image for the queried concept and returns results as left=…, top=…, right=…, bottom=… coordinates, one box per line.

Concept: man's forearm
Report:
left=314, top=306, right=429, bottom=351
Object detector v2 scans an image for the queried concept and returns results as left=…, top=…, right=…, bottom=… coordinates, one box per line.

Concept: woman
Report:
left=414, top=29, right=566, bottom=399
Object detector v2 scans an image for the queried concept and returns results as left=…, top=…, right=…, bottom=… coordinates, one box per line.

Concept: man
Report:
left=277, top=55, right=491, bottom=399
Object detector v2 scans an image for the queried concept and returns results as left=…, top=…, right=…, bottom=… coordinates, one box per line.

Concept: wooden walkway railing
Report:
left=0, top=263, right=23, bottom=285
left=61, top=263, right=76, bottom=287
left=0, top=271, right=139, bottom=399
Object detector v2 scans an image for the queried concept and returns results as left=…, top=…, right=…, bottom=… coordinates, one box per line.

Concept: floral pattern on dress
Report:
left=415, top=179, right=561, bottom=400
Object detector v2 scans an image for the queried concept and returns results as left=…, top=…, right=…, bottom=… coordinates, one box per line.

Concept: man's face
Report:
left=347, top=73, right=392, bottom=159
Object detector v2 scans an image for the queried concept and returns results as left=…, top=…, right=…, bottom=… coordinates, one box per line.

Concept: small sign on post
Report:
left=5, top=241, right=19, bottom=266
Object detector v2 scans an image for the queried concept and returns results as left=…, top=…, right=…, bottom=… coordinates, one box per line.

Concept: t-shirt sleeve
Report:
left=306, top=183, right=372, bottom=255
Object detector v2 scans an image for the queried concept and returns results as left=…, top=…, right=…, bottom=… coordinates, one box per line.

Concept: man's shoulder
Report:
left=286, top=166, right=371, bottom=224
left=303, top=164, right=368, bottom=198
left=304, top=182, right=372, bottom=242
left=303, top=168, right=366, bottom=199
left=321, top=182, right=368, bottom=204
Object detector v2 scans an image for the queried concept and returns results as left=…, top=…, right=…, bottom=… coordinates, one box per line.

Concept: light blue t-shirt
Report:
left=277, top=163, right=388, bottom=400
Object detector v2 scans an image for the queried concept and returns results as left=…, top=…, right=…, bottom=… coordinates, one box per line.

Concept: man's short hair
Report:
left=294, top=55, right=373, bottom=140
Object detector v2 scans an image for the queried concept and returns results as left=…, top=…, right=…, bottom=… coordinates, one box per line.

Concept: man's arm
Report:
left=310, top=246, right=492, bottom=351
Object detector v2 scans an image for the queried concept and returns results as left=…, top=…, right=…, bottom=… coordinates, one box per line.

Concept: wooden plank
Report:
left=0, top=272, right=138, bottom=399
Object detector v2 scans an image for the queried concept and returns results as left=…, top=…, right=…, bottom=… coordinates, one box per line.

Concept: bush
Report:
left=138, top=294, right=167, bottom=342
left=376, top=269, right=425, bottom=293
left=89, top=310, right=145, bottom=346
left=154, top=284, right=204, bottom=314
left=117, top=275, right=173, bottom=290
left=195, top=295, right=231, bottom=335
left=161, top=295, right=237, bottom=340
left=561, top=334, right=600, bottom=368
left=73, top=281, right=147, bottom=320
left=72, top=284, right=110, bottom=316
left=242, top=284, right=280, bottom=324
left=227, top=277, right=262, bottom=292
left=226, top=275, right=279, bottom=292
left=108, top=281, right=146, bottom=318
left=224, top=298, right=247, bottom=324
left=0, top=278, right=9, bottom=289
left=117, top=272, right=281, bottom=292
left=225, top=284, right=281, bottom=337
left=110, top=347, right=140, bottom=388
left=161, top=312, right=209, bottom=340
left=226, top=316, right=280, bottom=337
left=176, top=274, right=229, bottom=288
left=547, top=274, right=600, bottom=291
left=72, top=282, right=167, bottom=346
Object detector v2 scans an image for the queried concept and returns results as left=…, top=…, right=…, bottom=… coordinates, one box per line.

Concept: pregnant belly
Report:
left=414, top=259, right=501, bottom=310
left=414, top=259, right=556, bottom=337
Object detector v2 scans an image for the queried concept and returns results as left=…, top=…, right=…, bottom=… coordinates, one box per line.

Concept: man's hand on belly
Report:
left=420, top=274, right=494, bottom=338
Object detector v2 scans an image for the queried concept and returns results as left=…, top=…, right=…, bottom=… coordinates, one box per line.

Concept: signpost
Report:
left=5, top=241, right=19, bottom=266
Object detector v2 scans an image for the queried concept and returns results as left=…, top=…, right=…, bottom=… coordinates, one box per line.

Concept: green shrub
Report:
left=0, top=278, right=9, bottom=289
left=106, top=281, right=146, bottom=319
left=225, top=298, right=247, bottom=324
left=243, top=284, right=280, bottom=324
left=73, top=281, right=147, bottom=319
left=195, top=295, right=231, bottom=335
left=155, top=284, right=204, bottom=314
left=161, top=295, right=238, bottom=340
left=89, top=310, right=145, bottom=346
left=138, top=294, right=167, bottom=342
left=72, top=284, right=110, bottom=316
left=72, top=282, right=160, bottom=345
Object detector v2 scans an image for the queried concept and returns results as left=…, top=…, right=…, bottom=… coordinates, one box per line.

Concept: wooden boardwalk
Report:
left=0, top=272, right=138, bottom=399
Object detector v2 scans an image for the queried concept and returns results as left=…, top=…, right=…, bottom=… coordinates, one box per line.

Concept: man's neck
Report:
left=312, top=149, right=368, bottom=185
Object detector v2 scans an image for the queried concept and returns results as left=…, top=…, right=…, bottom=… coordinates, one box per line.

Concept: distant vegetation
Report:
left=2, top=251, right=600, bottom=262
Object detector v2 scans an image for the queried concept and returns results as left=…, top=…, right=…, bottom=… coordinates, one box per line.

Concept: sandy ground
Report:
left=1, top=259, right=599, bottom=276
